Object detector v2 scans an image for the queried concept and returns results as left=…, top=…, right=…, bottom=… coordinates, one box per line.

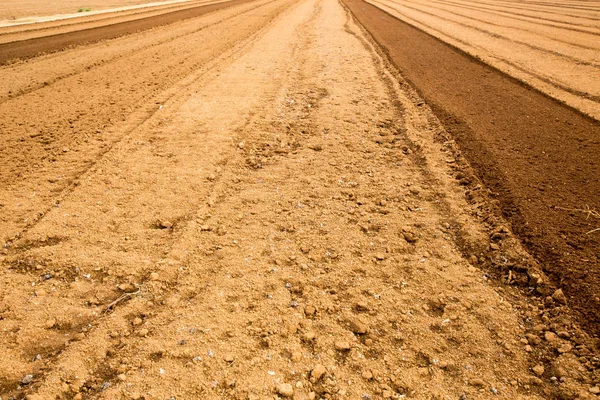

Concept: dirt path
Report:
left=0, top=0, right=598, bottom=399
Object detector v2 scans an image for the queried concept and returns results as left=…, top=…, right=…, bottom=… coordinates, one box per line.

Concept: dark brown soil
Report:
left=0, top=0, right=251, bottom=65
left=343, top=0, right=600, bottom=337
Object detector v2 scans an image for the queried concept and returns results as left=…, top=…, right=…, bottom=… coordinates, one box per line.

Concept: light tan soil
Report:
left=0, top=0, right=598, bottom=399
left=367, top=0, right=600, bottom=120
left=0, top=0, right=191, bottom=21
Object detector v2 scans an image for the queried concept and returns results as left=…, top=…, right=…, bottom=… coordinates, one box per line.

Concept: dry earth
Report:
left=365, top=0, right=600, bottom=120
left=0, top=0, right=599, bottom=399
left=0, top=0, right=194, bottom=22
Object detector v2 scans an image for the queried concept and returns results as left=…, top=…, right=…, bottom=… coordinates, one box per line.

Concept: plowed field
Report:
left=364, top=0, right=600, bottom=120
left=0, top=0, right=598, bottom=399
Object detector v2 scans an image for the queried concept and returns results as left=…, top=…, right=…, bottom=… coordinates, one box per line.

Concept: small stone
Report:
left=529, top=376, right=543, bottom=386
left=557, top=331, right=570, bottom=339
left=347, top=318, right=369, bottom=334
left=137, top=328, right=149, bottom=337
left=552, top=289, right=567, bottom=304
left=374, top=253, right=386, bottom=261
left=159, top=220, right=173, bottom=229
left=118, top=283, right=133, bottom=292
left=401, top=228, right=418, bottom=243
left=310, top=364, right=326, bottom=382
left=355, top=302, right=369, bottom=312
left=304, top=305, right=317, bottom=316
left=303, top=331, right=316, bottom=342
left=238, top=142, right=245, bottom=149
left=525, top=334, right=541, bottom=345
left=149, top=272, right=159, bottom=281
left=276, top=383, right=294, bottom=398
left=21, top=374, right=34, bottom=385
left=532, top=365, right=544, bottom=376
left=224, top=354, right=234, bottom=363
left=132, top=317, right=143, bottom=326
left=557, top=344, right=572, bottom=354
left=589, top=386, right=600, bottom=395
left=470, top=378, right=485, bottom=387
left=44, top=318, right=57, bottom=329
left=544, top=331, right=557, bottom=342
left=334, top=341, right=351, bottom=351
left=524, top=345, right=533, bottom=352
left=362, top=370, right=373, bottom=380
left=291, top=351, right=302, bottom=361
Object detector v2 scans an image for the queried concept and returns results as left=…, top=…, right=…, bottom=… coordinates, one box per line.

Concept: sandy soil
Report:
left=0, top=0, right=599, bottom=399
left=0, top=0, right=193, bottom=21
left=365, top=0, right=600, bottom=121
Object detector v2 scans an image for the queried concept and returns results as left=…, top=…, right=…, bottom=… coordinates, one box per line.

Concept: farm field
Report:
left=0, top=0, right=599, bottom=399
left=365, top=0, right=600, bottom=120
left=0, top=0, right=194, bottom=22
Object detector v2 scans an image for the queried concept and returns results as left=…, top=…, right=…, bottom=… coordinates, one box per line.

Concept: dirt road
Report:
left=0, top=0, right=598, bottom=399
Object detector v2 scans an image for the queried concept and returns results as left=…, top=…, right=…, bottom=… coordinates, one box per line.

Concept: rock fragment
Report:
left=347, top=318, right=369, bottom=334
left=552, top=289, right=567, bottom=304
left=334, top=341, right=351, bottom=351
left=311, top=364, right=326, bottom=382
left=276, top=383, right=294, bottom=397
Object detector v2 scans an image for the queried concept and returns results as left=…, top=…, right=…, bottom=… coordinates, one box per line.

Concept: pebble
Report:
left=224, top=354, right=234, bottom=363
left=544, top=331, right=557, bottom=342
left=303, top=331, right=316, bottom=341
left=334, top=341, right=351, bottom=351
left=589, top=386, right=600, bottom=395
left=149, top=272, right=160, bottom=281
left=311, top=364, right=327, bottom=382
left=44, top=318, right=57, bottom=329
left=532, top=365, right=545, bottom=376
left=159, top=220, right=173, bottom=229
left=276, top=383, right=294, bottom=398
left=401, top=228, right=418, bottom=243
left=304, top=305, right=317, bottom=317
left=558, top=344, right=572, bottom=354
left=552, top=289, right=567, bottom=304
left=138, top=328, right=149, bottom=337
left=22, top=374, right=34, bottom=385
left=132, top=317, right=143, bottom=326
left=470, top=378, right=485, bottom=387
left=347, top=318, right=369, bottom=334
left=362, top=370, right=373, bottom=380
left=525, top=334, right=541, bottom=345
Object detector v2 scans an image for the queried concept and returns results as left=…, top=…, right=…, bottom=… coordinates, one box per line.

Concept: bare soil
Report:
left=0, top=0, right=599, bottom=399
left=342, top=0, right=600, bottom=339
left=0, top=0, right=190, bottom=21
left=364, top=0, right=600, bottom=120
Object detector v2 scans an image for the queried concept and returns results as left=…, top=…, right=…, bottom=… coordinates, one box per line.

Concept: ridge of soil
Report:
left=0, top=0, right=250, bottom=65
left=342, top=0, right=600, bottom=338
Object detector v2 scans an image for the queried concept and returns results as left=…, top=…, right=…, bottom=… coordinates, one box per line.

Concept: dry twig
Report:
left=103, top=287, right=141, bottom=314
